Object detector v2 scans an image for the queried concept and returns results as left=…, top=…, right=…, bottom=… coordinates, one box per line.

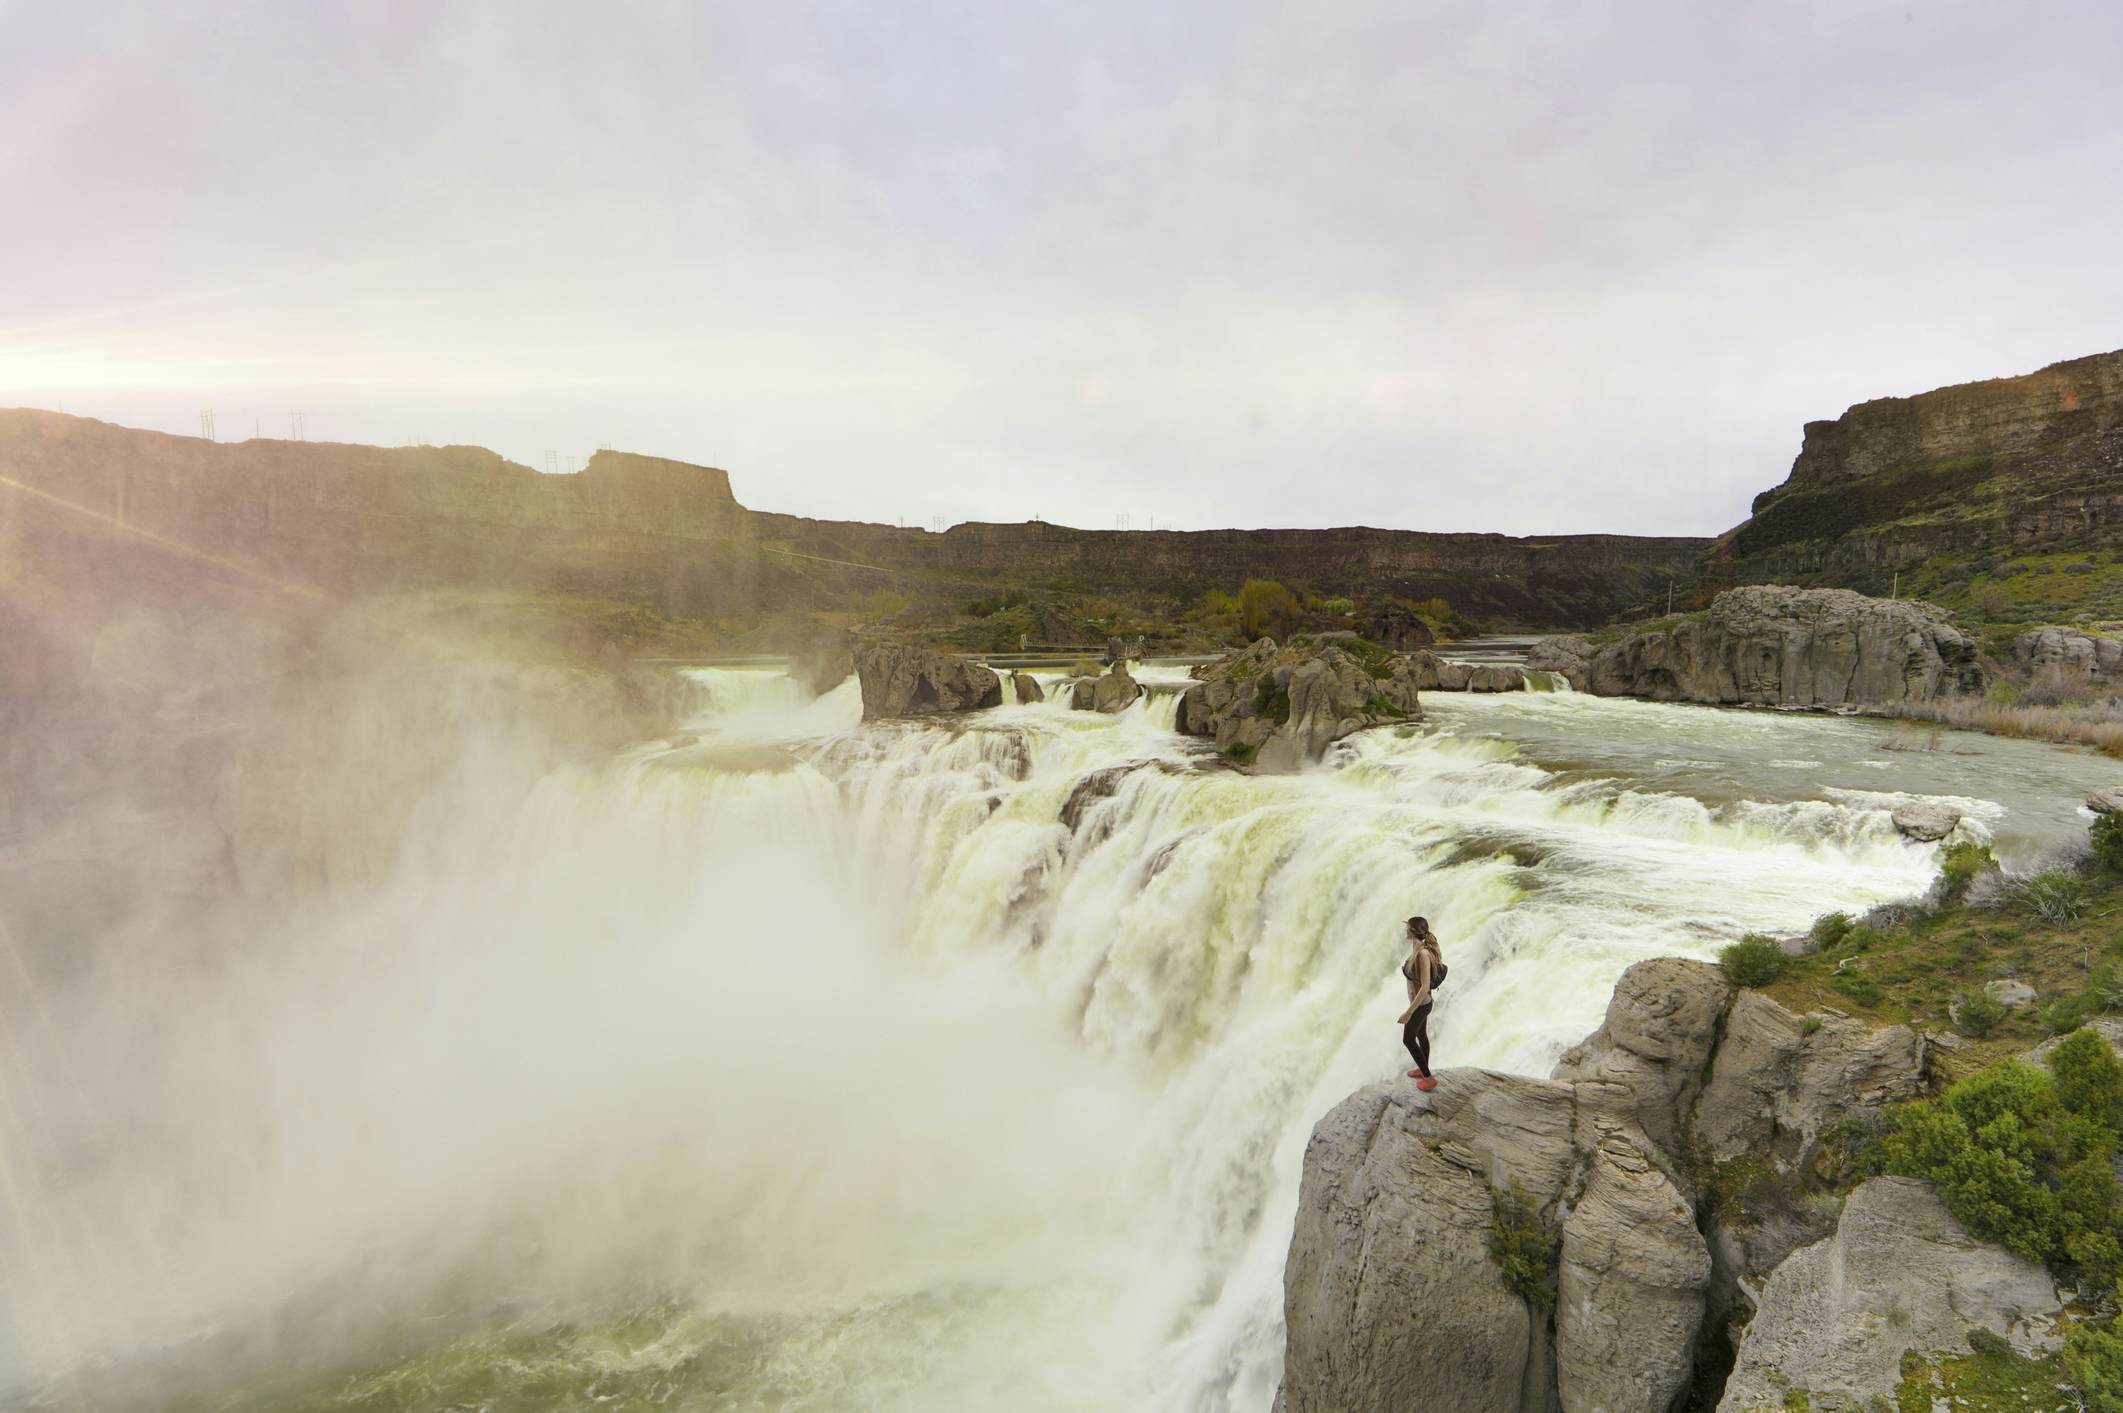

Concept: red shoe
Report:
left=1406, top=1068, right=1424, bottom=1078
left=1416, top=1076, right=1439, bottom=1092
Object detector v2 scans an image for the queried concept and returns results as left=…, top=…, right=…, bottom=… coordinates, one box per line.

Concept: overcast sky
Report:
left=3, top=2, right=2119, bottom=535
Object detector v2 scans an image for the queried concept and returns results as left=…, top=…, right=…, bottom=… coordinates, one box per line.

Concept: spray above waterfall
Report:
left=1, top=662, right=2103, bottom=1411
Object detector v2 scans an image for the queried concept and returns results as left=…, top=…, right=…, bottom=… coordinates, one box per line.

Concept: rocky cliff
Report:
left=1703, top=349, right=2123, bottom=615
left=1, top=409, right=1707, bottom=630
left=1274, top=958, right=2080, bottom=1412
left=1528, top=585, right=1987, bottom=707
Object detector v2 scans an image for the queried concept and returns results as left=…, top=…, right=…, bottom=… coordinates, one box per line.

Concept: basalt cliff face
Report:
left=1704, top=349, right=2123, bottom=603
left=0, top=409, right=1706, bottom=629
left=1277, top=960, right=2068, bottom=1413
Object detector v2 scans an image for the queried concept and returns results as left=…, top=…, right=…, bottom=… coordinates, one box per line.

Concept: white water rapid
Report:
left=3, top=664, right=2106, bottom=1411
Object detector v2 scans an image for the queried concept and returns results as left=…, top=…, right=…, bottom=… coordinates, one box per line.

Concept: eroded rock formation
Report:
left=1178, top=640, right=1425, bottom=770
left=1527, top=586, right=1986, bottom=707
left=1277, top=958, right=1970, bottom=1413
left=852, top=640, right=1002, bottom=719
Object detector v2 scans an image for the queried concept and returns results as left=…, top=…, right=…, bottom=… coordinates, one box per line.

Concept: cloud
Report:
left=3, top=0, right=2119, bottom=534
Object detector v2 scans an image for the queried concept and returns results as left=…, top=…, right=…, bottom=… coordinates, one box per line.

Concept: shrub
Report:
left=1237, top=579, right=1300, bottom=639
left=1811, top=912, right=1853, bottom=950
left=2051, top=1027, right=2123, bottom=1132
left=1938, top=842, right=1996, bottom=903
left=1830, top=970, right=1884, bottom=1007
left=2020, top=870, right=2092, bottom=924
left=1952, top=987, right=2009, bottom=1038
left=1487, top=1182, right=1557, bottom=1307
left=2044, top=995, right=2095, bottom=1036
left=1879, top=1055, right=2123, bottom=1288
left=1720, top=934, right=1787, bottom=988
left=2064, top=1304, right=2123, bottom=1413
left=2096, top=813, right=2123, bottom=874
left=1840, top=924, right=1887, bottom=953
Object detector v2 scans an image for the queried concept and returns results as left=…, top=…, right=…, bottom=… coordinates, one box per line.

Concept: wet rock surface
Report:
left=852, top=640, right=1003, bottom=720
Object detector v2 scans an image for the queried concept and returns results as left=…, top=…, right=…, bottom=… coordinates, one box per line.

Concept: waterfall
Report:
left=0, top=666, right=2013, bottom=1411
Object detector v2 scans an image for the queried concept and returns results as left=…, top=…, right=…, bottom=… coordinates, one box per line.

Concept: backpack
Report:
left=1403, top=952, right=1447, bottom=992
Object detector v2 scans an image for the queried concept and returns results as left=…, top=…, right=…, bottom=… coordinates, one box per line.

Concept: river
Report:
left=3, top=664, right=2114, bottom=1411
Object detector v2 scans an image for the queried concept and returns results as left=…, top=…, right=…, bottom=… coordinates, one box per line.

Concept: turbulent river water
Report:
left=5, top=663, right=2116, bottom=1411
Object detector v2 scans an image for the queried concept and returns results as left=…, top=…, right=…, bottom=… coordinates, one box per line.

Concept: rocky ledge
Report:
left=1527, top=585, right=1987, bottom=708
left=1275, top=957, right=2082, bottom=1412
left=852, top=640, right=1002, bottom=719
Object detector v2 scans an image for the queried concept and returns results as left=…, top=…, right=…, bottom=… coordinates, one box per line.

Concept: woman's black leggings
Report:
left=1403, top=1002, right=1433, bottom=1075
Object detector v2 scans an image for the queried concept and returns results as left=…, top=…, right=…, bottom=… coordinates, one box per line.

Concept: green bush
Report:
left=1720, top=934, right=1787, bottom=988
left=1939, top=842, right=1996, bottom=902
left=1878, top=1054, right=2123, bottom=1285
left=1811, top=912, right=1853, bottom=950
left=1952, top=987, right=2009, bottom=1038
left=1487, top=1182, right=1557, bottom=1307
left=1237, top=579, right=1300, bottom=639
left=2065, top=1304, right=2123, bottom=1413
left=2096, top=813, right=2123, bottom=874
left=2051, top=1027, right=2123, bottom=1131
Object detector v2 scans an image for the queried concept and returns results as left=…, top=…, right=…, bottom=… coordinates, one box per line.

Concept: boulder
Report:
left=2088, top=785, right=2123, bottom=815
left=1010, top=670, right=1045, bottom=704
left=1089, top=663, right=1143, bottom=713
left=1983, top=977, right=2036, bottom=1009
left=1527, top=586, right=1987, bottom=708
left=2013, top=625, right=2123, bottom=680
left=1179, top=640, right=1421, bottom=769
left=1718, top=1178, right=2063, bottom=1410
left=1397, top=651, right=1526, bottom=693
left=1551, top=957, right=1730, bottom=1172
left=1695, top=991, right=1926, bottom=1170
left=1890, top=800, right=1961, bottom=841
left=852, top=641, right=1003, bottom=720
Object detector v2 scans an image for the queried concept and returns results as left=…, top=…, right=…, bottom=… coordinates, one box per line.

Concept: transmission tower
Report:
left=199, top=409, right=216, bottom=441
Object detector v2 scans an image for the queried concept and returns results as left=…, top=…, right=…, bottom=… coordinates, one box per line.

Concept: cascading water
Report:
left=2, top=666, right=2105, bottom=1410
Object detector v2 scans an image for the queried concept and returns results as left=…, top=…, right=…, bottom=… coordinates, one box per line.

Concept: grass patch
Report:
left=1762, top=848, right=2123, bottom=1074
left=1895, top=1344, right=2081, bottom=1412
left=1487, top=1182, right=1558, bottom=1307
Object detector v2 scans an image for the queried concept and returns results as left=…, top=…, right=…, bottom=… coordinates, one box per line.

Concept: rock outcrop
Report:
left=1178, top=640, right=1423, bottom=770
left=2013, top=625, right=2123, bottom=681
left=1890, top=800, right=1961, bottom=841
left=1010, top=670, right=1045, bottom=703
left=1702, top=348, right=2123, bottom=595
left=1280, top=959, right=1943, bottom=1413
left=1528, top=586, right=1986, bottom=708
left=1718, top=1178, right=2063, bottom=1411
left=1072, top=662, right=1142, bottom=714
left=851, top=641, right=1002, bottom=719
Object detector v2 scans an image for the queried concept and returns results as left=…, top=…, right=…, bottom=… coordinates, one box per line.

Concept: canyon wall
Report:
left=0, top=409, right=1706, bottom=629
left=1704, top=348, right=2123, bottom=596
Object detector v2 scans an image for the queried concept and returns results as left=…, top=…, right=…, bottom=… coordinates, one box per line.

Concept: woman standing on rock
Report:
left=1398, top=917, right=1445, bottom=1091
